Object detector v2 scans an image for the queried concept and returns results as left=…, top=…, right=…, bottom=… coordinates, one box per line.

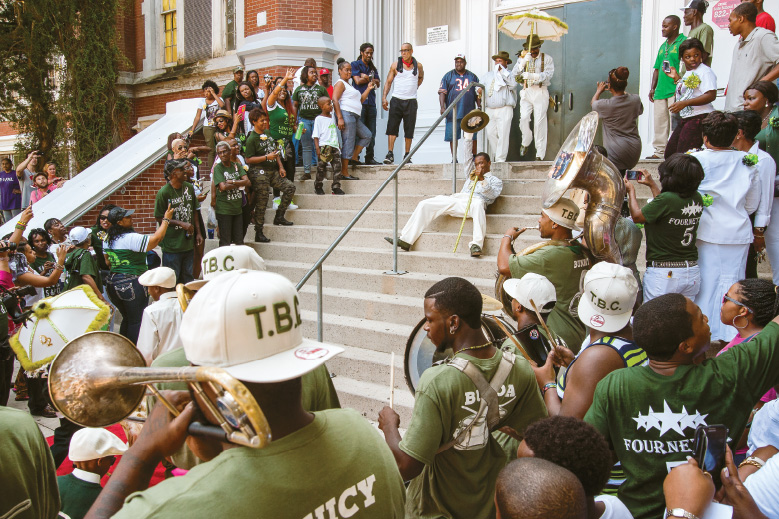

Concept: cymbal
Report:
left=481, top=293, right=504, bottom=312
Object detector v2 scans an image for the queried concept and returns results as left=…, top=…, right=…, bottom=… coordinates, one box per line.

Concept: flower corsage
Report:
left=742, top=154, right=759, bottom=167
left=769, top=116, right=779, bottom=130
left=682, top=73, right=701, bottom=90
left=701, top=194, right=713, bottom=207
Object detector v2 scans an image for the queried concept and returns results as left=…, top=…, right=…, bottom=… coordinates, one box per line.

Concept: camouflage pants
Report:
left=316, top=147, right=343, bottom=190
left=248, top=167, right=296, bottom=227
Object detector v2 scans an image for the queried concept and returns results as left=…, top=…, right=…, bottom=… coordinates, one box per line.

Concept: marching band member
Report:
left=512, top=35, right=555, bottom=161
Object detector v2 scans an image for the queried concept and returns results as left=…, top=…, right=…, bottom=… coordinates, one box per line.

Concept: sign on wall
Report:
left=426, top=25, right=449, bottom=45
left=711, top=0, right=740, bottom=29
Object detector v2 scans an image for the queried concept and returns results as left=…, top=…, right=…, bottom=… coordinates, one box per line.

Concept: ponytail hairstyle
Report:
left=608, top=67, right=629, bottom=92
left=735, top=278, right=779, bottom=327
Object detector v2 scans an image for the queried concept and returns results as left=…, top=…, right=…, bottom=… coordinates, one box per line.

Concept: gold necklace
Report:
left=456, top=342, right=493, bottom=356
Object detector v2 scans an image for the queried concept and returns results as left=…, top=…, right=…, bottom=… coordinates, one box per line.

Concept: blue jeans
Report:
left=299, top=117, right=316, bottom=174
left=105, top=272, right=149, bottom=344
left=342, top=111, right=371, bottom=160
left=360, top=104, right=377, bottom=161
left=162, top=250, right=194, bottom=284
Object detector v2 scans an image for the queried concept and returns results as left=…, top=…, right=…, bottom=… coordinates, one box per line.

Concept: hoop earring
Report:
left=732, top=314, right=749, bottom=329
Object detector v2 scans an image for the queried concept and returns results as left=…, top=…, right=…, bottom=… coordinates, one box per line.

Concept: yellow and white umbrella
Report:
left=498, top=9, right=569, bottom=42
left=10, top=285, right=111, bottom=371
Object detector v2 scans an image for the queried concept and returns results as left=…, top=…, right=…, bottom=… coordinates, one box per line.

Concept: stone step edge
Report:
left=300, top=309, right=414, bottom=337
left=332, top=376, right=415, bottom=412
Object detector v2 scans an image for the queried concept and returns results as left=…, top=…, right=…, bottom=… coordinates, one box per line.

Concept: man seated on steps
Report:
left=378, top=277, right=547, bottom=519
left=385, top=153, right=502, bottom=257
left=497, top=198, right=592, bottom=352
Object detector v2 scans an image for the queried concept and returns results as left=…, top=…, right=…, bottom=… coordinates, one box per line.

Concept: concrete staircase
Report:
left=206, top=160, right=661, bottom=424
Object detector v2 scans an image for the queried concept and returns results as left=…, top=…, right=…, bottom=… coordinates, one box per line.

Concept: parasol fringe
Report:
left=499, top=12, right=569, bottom=30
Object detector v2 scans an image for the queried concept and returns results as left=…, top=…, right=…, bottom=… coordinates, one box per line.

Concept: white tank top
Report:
left=393, top=64, right=418, bottom=100
left=337, top=79, right=363, bottom=115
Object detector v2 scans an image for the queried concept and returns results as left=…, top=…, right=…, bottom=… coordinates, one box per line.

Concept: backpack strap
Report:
left=436, top=350, right=517, bottom=454
left=540, top=54, right=545, bottom=73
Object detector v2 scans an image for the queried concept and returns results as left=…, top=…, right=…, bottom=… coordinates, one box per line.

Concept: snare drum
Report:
left=403, top=314, right=517, bottom=394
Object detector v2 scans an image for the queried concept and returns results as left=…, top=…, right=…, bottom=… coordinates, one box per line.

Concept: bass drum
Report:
left=404, top=314, right=517, bottom=395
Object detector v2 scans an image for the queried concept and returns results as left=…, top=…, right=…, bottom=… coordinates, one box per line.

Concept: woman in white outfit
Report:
left=332, top=61, right=375, bottom=180
left=692, top=111, right=761, bottom=342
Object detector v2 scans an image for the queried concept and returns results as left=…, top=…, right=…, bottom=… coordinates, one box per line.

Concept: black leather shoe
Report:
left=365, top=158, right=382, bottom=165
left=254, top=231, right=271, bottom=243
left=348, top=159, right=364, bottom=166
left=274, top=211, right=294, bottom=226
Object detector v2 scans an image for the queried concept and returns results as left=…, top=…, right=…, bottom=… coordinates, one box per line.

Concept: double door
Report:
left=497, top=0, right=642, bottom=161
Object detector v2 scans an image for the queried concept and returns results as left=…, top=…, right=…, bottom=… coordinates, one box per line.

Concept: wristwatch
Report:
left=754, top=227, right=766, bottom=233
left=666, top=509, right=700, bottom=519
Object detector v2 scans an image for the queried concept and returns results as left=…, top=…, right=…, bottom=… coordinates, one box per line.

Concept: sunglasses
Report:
left=723, top=294, right=753, bottom=313
left=99, top=216, right=108, bottom=220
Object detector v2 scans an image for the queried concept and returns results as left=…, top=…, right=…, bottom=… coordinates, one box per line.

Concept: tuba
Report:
left=48, top=331, right=272, bottom=449
left=177, top=283, right=196, bottom=311
left=543, top=111, right=625, bottom=264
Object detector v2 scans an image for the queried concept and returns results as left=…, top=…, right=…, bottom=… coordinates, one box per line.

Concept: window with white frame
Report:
left=162, top=0, right=177, bottom=64
left=225, top=0, right=236, bottom=52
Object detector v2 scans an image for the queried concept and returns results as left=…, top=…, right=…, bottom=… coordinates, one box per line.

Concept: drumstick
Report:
left=390, top=352, right=395, bottom=409
left=489, top=315, right=536, bottom=367
left=529, top=299, right=562, bottom=349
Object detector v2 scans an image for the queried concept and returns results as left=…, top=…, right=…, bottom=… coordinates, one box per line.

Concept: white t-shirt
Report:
left=312, top=114, right=340, bottom=148
left=744, top=454, right=779, bottom=518
left=595, top=495, right=634, bottom=519
left=200, top=98, right=220, bottom=127
left=676, top=64, right=716, bottom=119
left=748, top=399, right=779, bottom=456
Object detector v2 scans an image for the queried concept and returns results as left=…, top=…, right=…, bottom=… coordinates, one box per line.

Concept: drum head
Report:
left=543, top=111, right=599, bottom=209
left=404, top=315, right=517, bottom=394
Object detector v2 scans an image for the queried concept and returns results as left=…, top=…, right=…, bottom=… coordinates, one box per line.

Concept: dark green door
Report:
left=498, top=0, right=641, bottom=161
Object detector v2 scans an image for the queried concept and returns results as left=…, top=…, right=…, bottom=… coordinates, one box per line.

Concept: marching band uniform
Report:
left=483, top=51, right=517, bottom=163
left=512, top=35, right=554, bottom=161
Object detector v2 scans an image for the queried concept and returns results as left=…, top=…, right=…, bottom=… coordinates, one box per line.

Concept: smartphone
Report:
left=662, top=60, right=671, bottom=74
left=625, top=170, right=643, bottom=180
left=692, top=424, right=729, bottom=489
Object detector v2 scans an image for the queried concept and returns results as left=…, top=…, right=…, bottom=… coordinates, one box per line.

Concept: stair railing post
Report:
left=317, top=264, right=323, bottom=342
left=385, top=171, right=407, bottom=275
left=452, top=116, right=458, bottom=194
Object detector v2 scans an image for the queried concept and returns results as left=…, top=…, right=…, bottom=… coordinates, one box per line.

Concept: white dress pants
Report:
left=693, top=240, right=749, bottom=342
left=642, top=265, right=701, bottom=303
left=400, top=193, right=487, bottom=249
left=519, top=86, right=549, bottom=159
left=486, top=105, right=514, bottom=162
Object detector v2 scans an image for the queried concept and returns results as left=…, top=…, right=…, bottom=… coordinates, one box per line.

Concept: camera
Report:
left=625, top=170, right=643, bottom=181
left=0, top=242, right=18, bottom=252
left=1, top=285, right=36, bottom=324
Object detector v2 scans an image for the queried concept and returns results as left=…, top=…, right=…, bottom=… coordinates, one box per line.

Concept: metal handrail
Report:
left=296, top=82, right=485, bottom=341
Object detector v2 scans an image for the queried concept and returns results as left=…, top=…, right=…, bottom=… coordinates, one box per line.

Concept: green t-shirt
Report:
left=508, top=242, right=591, bottom=352
left=30, top=253, right=62, bottom=298
left=399, top=349, right=547, bottom=519
left=64, top=248, right=102, bottom=294
left=114, top=409, right=405, bottom=518
left=757, top=105, right=779, bottom=172
left=267, top=102, right=294, bottom=141
left=212, top=162, right=244, bottom=216
left=104, top=233, right=149, bottom=275
left=57, top=473, right=103, bottom=519
left=641, top=191, right=703, bottom=262
left=293, top=84, right=328, bottom=119
left=244, top=130, right=279, bottom=172
left=0, top=407, right=60, bottom=519
left=154, top=182, right=197, bottom=253
left=222, top=80, right=238, bottom=101
left=584, top=322, right=779, bottom=519
left=688, top=23, right=714, bottom=66
left=653, top=34, right=686, bottom=100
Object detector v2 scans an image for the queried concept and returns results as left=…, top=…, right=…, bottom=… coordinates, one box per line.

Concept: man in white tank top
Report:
left=381, top=43, right=425, bottom=164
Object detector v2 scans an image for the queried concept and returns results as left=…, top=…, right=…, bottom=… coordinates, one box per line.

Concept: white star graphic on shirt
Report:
left=633, top=400, right=708, bottom=437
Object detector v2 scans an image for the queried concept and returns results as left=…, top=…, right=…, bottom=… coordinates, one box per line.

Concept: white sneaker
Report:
left=288, top=201, right=299, bottom=210
left=272, top=197, right=281, bottom=209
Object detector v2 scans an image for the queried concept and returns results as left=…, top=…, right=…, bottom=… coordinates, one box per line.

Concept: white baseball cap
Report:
left=180, top=270, right=343, bottom=383
left=68, top=226, right=91, bottom=246
left=186, top=245, right=266, bottom=290
left=503, top=274, right=557, bottom=314
left=138, top=266, right=177, bottom=289
left=577, top=262, right=638, bottom=332
left=69, top=427, right=127, bottom=462
left=542, top=198, right=581, bottom=232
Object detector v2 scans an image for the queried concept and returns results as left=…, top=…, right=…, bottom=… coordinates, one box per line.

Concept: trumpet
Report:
left=48, top=331, right=271, bottom=449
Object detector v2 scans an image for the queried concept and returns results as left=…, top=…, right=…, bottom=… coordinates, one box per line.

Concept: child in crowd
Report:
left=64, top=227, right=105, bottom=302
left=57, top=428, right=127, bottom=519
left=27, top=228, right=62, bottom=304
left=29, top=171, right=63, bottom=204
left=312, top=96, right=344, bottom=195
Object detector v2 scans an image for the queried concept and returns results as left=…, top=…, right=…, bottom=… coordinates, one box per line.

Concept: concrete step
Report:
left=300, top=309, right=413, bottom=355
left=290, top=177, right=655, bottom=198
left=267, top=259, right=495, bottom=298
left=298, top=285, right=424, bottom=325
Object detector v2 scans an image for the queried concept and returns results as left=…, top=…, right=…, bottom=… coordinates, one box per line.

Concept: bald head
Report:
left=495, top=458, right=587, bottom=519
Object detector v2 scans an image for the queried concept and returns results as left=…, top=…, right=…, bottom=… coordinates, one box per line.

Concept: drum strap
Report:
left=436, top=350, right=516, bottom=454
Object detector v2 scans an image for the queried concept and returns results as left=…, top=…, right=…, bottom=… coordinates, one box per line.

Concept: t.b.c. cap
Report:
left=185, top=245, right=266, bottom=290
left=180, top=270, right=343, bottom=383
left=576, top=262, right=638, bottom=333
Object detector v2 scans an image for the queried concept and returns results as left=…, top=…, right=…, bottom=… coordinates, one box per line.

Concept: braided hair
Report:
left=736, top=278, right=779, bottom=327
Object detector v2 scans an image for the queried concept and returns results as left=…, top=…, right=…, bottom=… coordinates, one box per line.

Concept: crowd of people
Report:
left=3, top=2, right=779, bottom=519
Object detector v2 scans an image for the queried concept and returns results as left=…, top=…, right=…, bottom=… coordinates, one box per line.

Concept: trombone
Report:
left=48, top=331, right=272, bottom=449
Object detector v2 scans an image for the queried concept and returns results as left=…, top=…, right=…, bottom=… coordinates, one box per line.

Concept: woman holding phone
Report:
left=624, top=153, right=705, bottom=302
left=591, top=67, right=643, bottom=173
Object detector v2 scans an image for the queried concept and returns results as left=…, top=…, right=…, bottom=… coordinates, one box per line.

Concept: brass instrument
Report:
left=48, top=331, right=272, bottom=449
left=543, top=111, right=625, bottom=264
left=176, top=283, right=195, bottom=311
